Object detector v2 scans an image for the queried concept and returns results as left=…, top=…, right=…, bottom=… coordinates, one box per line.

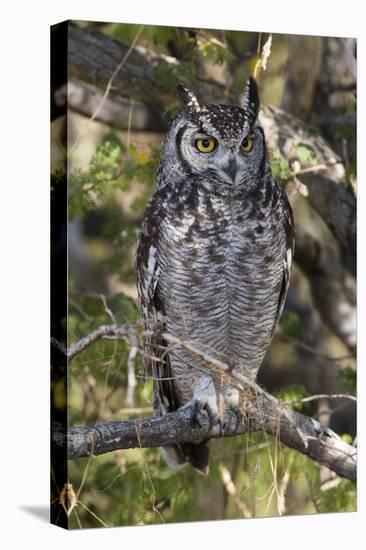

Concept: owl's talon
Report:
left=311, top=418, right=339, bottom=440
left=203, top=402, right=221, bottom=432
left=181, top=398, right=208, bottom=430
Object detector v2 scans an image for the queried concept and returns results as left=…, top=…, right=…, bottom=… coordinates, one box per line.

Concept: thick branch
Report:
left=68, top=23, right=227, bottom=110
left=53, top=393, right=356, bottom=481
left=58, top=324, right=357, bottom=482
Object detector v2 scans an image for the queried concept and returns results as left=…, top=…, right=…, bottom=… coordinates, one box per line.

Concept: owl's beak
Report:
left=222, top=157, right=237, bottom=183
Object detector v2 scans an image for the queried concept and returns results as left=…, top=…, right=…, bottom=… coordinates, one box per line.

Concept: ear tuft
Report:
left=177, top=83, right=202, bottom=113
left=243, top=76, right=260, bottom=124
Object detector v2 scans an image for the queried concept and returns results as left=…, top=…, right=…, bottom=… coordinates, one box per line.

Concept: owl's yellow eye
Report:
left=195, top=137, right=217, bottom=153
left=241, top=136, right=254, bottom=153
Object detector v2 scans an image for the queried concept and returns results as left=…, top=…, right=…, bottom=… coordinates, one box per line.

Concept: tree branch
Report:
left=53, top=392, right=356, bottom=482
left=68, top=23, right=228, bottom=111
left=67, top=323, right=136, bottom=360
left=56, top=323, right=357, bottom=482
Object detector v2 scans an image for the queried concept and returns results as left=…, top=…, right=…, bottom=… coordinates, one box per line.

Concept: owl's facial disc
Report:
left=172, top=97, right=266, bottom=188
left=177, top=121, right=261, bottom=186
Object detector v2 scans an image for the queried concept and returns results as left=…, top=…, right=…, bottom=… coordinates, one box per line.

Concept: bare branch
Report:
left=99, top=294, right=117, bottom=325
left=285, top=394, right=356, bottom=405
left=66, top=324, right=136, bottom=361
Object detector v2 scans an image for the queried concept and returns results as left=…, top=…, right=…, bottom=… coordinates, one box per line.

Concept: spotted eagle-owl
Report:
left=136, top=77, right=295, bottom=474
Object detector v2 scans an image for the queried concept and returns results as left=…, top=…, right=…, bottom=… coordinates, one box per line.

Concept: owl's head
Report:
left=159, top=77, right=268, bottom=190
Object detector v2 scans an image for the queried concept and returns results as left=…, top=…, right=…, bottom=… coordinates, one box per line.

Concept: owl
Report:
left=136, top=77, right=295, bottom=474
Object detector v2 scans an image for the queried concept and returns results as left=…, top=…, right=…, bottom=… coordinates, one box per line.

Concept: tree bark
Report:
left=68, top=23, right=228, bottom=110
left=53, top=393, right=356, bottom=482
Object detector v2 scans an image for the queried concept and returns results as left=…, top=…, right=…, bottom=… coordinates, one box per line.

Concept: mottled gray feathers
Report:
left=136, top=76, right=294, bottom=474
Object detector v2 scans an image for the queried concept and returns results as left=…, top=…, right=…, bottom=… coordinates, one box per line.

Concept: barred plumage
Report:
left=136, top=77, right=295, bottom=474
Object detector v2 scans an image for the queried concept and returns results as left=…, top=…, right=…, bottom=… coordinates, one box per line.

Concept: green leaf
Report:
left=270, top=149, right=292, bottom=184
left=197, top=39, right=231, bottom=65
left=337, top=367, right=357, bottom=394
left=294, top=143, right=318, bottom=166
left=280, top=311, right=303, bottom=340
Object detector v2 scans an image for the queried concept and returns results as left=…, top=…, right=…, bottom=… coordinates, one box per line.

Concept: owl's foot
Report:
left=190, top=375, right=244, bottom=435
left=193, top=374, right=218, bottom=412
left=311, top=418, right=339, bottom=440
left=179, top=399, right=215, bottom=430
left=179, top=398, right=206, bottom=429
left=191, top=374, right=222, bottom=432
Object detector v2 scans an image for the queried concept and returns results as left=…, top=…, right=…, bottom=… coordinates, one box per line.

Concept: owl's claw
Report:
left=180, top=398, right=220, bottom=433
left=228, top=407, right=243, bottom=431
left=180, top=398, right=209, bottom=430
left=311, top=418, right=340, bottom=440
left=204, top=402, right=222, bottom=433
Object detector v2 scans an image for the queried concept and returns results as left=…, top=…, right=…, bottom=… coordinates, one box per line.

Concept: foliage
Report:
left=294, top=143, right=318, bottom=166
left=68, top=132, right=160, bottom=222
left=270, top=144, right=318, bottom=185
left=270, top=149, right=292, bottom=184
left=197, top=36, right=231, bottom=66
left=154, top=61, right=196, bottom=92
left=274, top=384, right=310, bottom=412
left=337, top=366, right=357, bottom=395
left=68, top=430, right=342, bottom=528
left=280, top=311, right=303, bottom=340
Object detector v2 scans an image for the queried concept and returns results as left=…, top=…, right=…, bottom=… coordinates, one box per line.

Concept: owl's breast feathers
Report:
left=136, top=177, right=294, bottom=407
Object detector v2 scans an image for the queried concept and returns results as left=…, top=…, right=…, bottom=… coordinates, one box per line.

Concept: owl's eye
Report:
left=241, top=136, right=254, bottom=153
left=195, top=137, right=217, bottom=153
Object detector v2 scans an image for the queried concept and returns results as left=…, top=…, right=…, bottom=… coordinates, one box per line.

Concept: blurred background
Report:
left=51, top=21, right=356, bottom=527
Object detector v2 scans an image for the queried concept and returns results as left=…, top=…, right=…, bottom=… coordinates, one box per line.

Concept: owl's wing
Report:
left=135, top=203, right=179, bottom=417
left=271, top=186, right=295, bottom=334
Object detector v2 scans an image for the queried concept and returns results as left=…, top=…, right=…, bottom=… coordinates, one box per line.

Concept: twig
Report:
left=277, top=453, right=294, bottom=515
left=126, top=345, right=138, bottom=406
left=285, top=394, right=356, bottom=405
left=100, top=294, right=117, bottom=325
left=114, top=406, right=153, bottom=416
left=126, top=98, right=134, bottom=158
left=305, top=472, right=320, bottom=513
left=219, top=465, right=251, bottom=518
left=253, top=34, right=272, bottom=78
left=320, top=477, right=342, bottom=492
left=289, top=162, right=328, bottom=179
left=66, top=324, right=135, bottom=361
left=160, top=332, right=278, bottom=405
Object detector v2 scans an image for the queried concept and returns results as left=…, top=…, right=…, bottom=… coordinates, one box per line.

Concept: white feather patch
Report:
left=142, top=245, right=160, bottom=300
left=287, top=247, right=292, bottom=272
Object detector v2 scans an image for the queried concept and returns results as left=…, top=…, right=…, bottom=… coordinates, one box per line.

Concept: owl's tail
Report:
left=160, top=442, right=209, bottom=475
left=153, top=358, right=210, bottom=475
